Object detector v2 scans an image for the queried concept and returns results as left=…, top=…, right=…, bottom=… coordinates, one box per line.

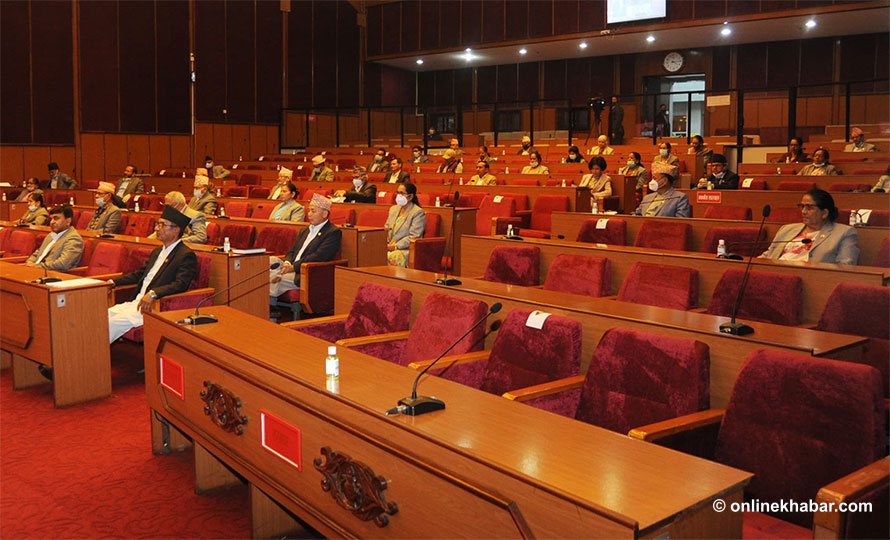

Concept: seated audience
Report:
left=269, top=182, right=305, bottom=222
left=478, top=145, right=495, bottom=163
left=521, top=151, right=549, bottom=174
left=797, top=148, right=838, bottom=176
left=517, top=135, right=533, bottom=155
left=588, top=135, right=614, bottom=156
left=449, top=138, right=463, bottom=156
left=269, top=194, right=342, bottom=298
left=579, top=156, right=612, bottom=199
left=204, top=156, right=230, bottom=179
left=759, top=189, right=858, bottom=265
left=427, top=126, right=443, bottom=141
left=25, top=205, right=83, bottom=270
left=15, top=177, right=40, bottom=201
left=652, top=142, right=680, bottom=178
left=86, top=182, right=122, bottom=234
left=695, top=154, right=739, bottom=189
left=844, top=127, right=877, bottom=152
left=268, top=167, right=294, bottom=200
left=565, top=145, right=585, bottom=163
left=468, top=160, right=497, bottom=185
left=385, top=182, right=425, bottom=267
left=620, top=152, right=649, bottom=193
left=18, top=190, right=49, bottom=226
left=774, top=137, right=810, bottom=163
left=108, top=205, right=196, bottom=343
left=189, top=175, right=218, bottom=215
left=48, top=162, right=78, bottom=189
left=115, top=164, right=145, bottom=203
left=343, top=166, right=377, bottom=203
left=308, top=155, right=334, bottom=182
left=368, top=148, right=390, bottom=173
left=437, top=149, right=463, bottom=173
left=870, top=164, right=890, bottom=192
left=410, top=145, right=429, bottom=163
left=687, top=135, right=713, bottom=163
left=383, top=157, right=410, bottom=184
left=148, top=191, right=207, bottom=243
left=635, top=163, right=691, bottom=218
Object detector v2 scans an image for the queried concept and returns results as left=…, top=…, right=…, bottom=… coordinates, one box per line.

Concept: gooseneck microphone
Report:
left=719, top=205, right=770, bottom=336
left=179, top=262, right=280, bottom=325
left=721, top=237, right=812, bottom=261
left=35, top=263, right=61, bottom=284
left=389, top=302, right=503, bottom=416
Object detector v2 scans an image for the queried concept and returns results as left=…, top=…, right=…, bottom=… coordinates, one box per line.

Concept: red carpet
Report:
left=0, top=345, right=251, bottom=539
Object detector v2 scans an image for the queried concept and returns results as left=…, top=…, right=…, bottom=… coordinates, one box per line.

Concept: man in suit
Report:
left=269, top=193, right=342, bottom=298
left=148, top=191, right=207, bottom=243
left=48, top=162, right=78, bottom=189
left=25, top=205, right=84, bottom=271
left=635, top=162, right=691, bottom=218
left=410, top=145, right=429, bottom=164
left=86, top=182, right=122, bottom=234
left=695, top=154, right=739, bottom=190
left=107, top=205, right=197, bottom=343
left=308, top=155, right=334, bottom=182
left=343, top=166, right=377, bottom=203
left=114, top=164, right=145, bottom=203
left=844, top=127, right=877, bottom=152
left=468, top=160, right=497, bottom=185
left=367, top=148, right=390, bottom=173
left=15, top=177, right=39, bottom=201
left=189, top=175, right=218, bottom=215
left=608, top=96, right=624, bottom=144
left=382, top=157, right=410, bottom=184
left=204, top=156, right=230, bottom=179
left=269, top=167, right=293, bottom=200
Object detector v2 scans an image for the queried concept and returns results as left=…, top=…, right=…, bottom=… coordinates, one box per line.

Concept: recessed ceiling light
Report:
left=723, top=21, right=729, bottom=25
left=646, top=35, right=656, bottom=43
left=465, top=48, right=472, bottom=52
left=519, top=48, right=527, bottom=55
left=805, top=19, right=817, bottom=28
left=579, top=42, right=588, bottom=49
left=416, top=59, right=424, bottom=65
left=720, top=27, right=732, bottom=36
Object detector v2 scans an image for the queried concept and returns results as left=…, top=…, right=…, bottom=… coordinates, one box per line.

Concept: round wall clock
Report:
left=663, top=51, right=684, bottom=72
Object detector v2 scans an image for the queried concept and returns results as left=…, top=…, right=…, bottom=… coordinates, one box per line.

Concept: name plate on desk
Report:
left=261, top=410, right=302, bottom=470
left=159, top=354, right=185, bottom=400
left=696, top=191, right=723, bottom=204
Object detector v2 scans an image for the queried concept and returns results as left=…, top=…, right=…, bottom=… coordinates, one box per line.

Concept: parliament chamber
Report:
left=1, top=1, right=889, bottom=539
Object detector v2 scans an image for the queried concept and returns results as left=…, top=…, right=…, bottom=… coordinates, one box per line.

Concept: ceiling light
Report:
left=720, top=27, right=732, bottom=36
left=465, top=48, right=472, bottom=52
left=519, top=48, right=527, bottom=55
left=646, top=35, right=655, bottom=43
left=416, top=59, right=424, bottom=65
left=723, top=21, right=729, bottom=25
left=579, top=42, right=588, bottom=49
left=805, top=19, right=817, bottom=28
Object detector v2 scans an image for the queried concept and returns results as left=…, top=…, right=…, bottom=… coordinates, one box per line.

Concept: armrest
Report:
left=602, top=295, right=617, bottom=300
left=799, top=323, right=818, bottom=329
left=814, top=457, right=890, bottom=539
left=2, top=256, right=30, bottom=264
left=689, top=307, right=707, bottom=313
left=628, top=409, right=725, bottom=442
left=156, top=287, right=215, bottom=311
left=407, top=350, right=490, bottom=371
left=280, top=313, right=348, bottom=329
left=82, top=271, right=123, bottom=281
left=503, top=375, right=586, bottom=402
left=66, top=265, right=89, bottom=275
left=513, top=211, right=531, bottom=228
left=336, top=330, right=411, bottom=348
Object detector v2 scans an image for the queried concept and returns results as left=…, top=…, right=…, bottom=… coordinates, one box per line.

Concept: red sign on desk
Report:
left=261, top=410, right=302, bottom=470
left=696, top=192, right=723, bottom=204
left=159, top=355, right=184, bottom=400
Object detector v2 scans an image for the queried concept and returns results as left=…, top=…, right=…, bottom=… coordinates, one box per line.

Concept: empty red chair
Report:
left=707, top=269, right=802, bottom=326
left=223, top=201, right=252, bottom=218
left=702, top=205, right=752, bottom=221
left=515, top=195, right=570, bottom=238
left=739, top=179, right=767, bottom=190
left=777, top=181, right=817, bottom=191
left=253, top=226, right=297, bottom=257
left=0, top=227, right=12, bottom=252
left=543, top=254, right=611, bottom=298
left=236, top=173, right=261, bottom=186
left=2, top=230, right=37, bottom=258
left=767, top=206, right=802, bottom=223
left=634, top=221, right=692, bottom=251
left=375, top=191, right=396, bottom=205
left=300, top=189, right=331, bottom=201
left=356, top=210, right=389, bottom=227
left=617, top=262, right=699, bottom=310
left=576, top=218, right=626, bottom=245
left=829, top=182, right=870, bottom=192
left=251, top=203, right=275, bottom=220
left=501, top=192, right=529, bottom=211
left=455, top=192, right=485, bottom=208
left=50, top=191, right=72, bottom=206
left=409, top=213, right=446, bottom=272
left=329, top=207, right=355, bottom=226
left=219, top=224, right=256, bottom=249
left=475, top=196, right=516, bottom=236
left=249, top=186, right=271, bottom=198
left=700, top=227, right=766, bottom=257
left=875, top=237, right=890, bottom=267
left=224, top=186, right=248, bottom=197
left=121, top=214, right=156, bottom=237
left=416, top=176, right=445, bottom=185
left=74, top=211, right=93, bottom=230
left=508, top=178, right=539, bottom=186
left=69, top=242, right=127, bottom=277
left=425, top=213, right=442, bottom=236
left=482, top=245, right=540, bottom=286
left=206, top=222, right=221, bottom=245
left=246, top=164, right=265, bottom=170
left=336, top=158, right=355, bottom=170
left=81, top=179, right=100, bottom=190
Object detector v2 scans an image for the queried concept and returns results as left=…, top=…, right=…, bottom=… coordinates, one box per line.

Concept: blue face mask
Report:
left=96, top=197, right=106, bottom=207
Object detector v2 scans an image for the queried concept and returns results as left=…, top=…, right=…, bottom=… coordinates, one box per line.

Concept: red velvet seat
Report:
left=375, top=191, right=396, bottom=205
left=74, top=211, right=94, bottom=230
left=511, top=195, right=570, bottom=238
left=521, top=328, right=710, bottom=435
left=500, top=193, right=529, bottom=211
left=2, top=230, right=37, bottom=258
left=121, top=214, right=156, bottom=237
left=236, top=173, right=261, bottom=186
left=700, top=227, right=766, bottom=257
left=633, top=221, right=692, bottom=251
left=50, top=191, right=72, bottom=206
left=329, top=207, right=355, bottom=225
left=79, top=239, right=95, bottom=267
left=828, top=182, right=870, bottom=192
left=251, top=203, right=275, bottom=220
left=123, top=247, right=152, bottom=274
left=409, top=213, right=445, bottom=272
left=81, top=179, right=100, bottom=190
left=707, top=269, right=802, bottom=326
left=288, top=282, right=412, bottom=343
left=206, top=222, right=221, bottom=245
left=875, top=237, right=890, bottom=267
left=249, top=186, right=271, bottom=198
left=740, top=179, right=767, bottom=190
left=219, top=224, right=256, bottom=249
left=702, top=205, right=752, bottom=220
left=300, top=189, right=331, bottom=201
left=482, top=245, right=540, bottom=286
left=455, top=192, right=485, bottom=208
left=356, top=210, right=389, bottom=227
left=617, top=262, right=699, bottom=310
left=336, top=158, right=355, bottom=170
left=508, top=178, right=540, bottom=186
left=543, top=254, right=611, bottom=298
left=576, top=218, right=626, bottom=245
left=69, top=242, right=127, bottom=277
left=253, top=226, right=297, bottom=257
left=475, top=196, right=516, bottom=235
left=223, top=201, right=252, bottom=218
left=768, top=206, right=802, bottom=223
left=0, top=227, right=12, bottom=251
left=224, top=186, right=248, bottom=197
left=777, top=181, right=817, bottom=191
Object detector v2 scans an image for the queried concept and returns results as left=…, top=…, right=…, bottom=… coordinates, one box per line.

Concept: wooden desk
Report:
left=550, top=212, right=890, bottom=267
left=335, top=266, right=864, bottom=410
left=144, top=305, right=751, bottom=538
left=678, top=189, right=890, bottom=218
left=460, top=235, right=888, bottom=325
left=0, top=262, right=111, bottom=406
left=705, top=174, right=880, bottom=191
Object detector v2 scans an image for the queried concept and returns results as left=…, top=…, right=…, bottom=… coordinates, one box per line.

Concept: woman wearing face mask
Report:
left=653, top=142, right=680, bottom=170
left=620, top=152, right=649, bottom=193
left=565, top=146, right=586, bottom=164
left=385, top=182, right=426, bottom=267
left=18, top=191, right=49, bottom=226
left=635, top=163, right=691, bottom=218
left=344, top=166, right=377, bottom=203
left=269, top=182, right=305, bottom=222
left=760, top=189, right=858, bottom=265
left=521, top=151, right=549, bottom=174
left=410, top=146, right=429, bottom=164
left=15, top=177, right=40, bottom=201
left=579, top=157, right=612, bottom=201
left=797, top=148, right=838, bottom=176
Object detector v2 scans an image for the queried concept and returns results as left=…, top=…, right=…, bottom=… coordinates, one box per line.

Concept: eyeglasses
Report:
left=796, top=204, right=819, bottom=211
left=155, top=222, right=178, bottom=229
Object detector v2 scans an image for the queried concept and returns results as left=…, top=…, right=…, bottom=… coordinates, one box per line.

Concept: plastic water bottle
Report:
left=435, top=196, right=441, bottom=207
left=182, top=171, right=186, bottom=178
left=561, top=157, right=566, bottom=163
left=592, top=198, right=598, bottom=214
left=216, top=188, right=222, bottom=197
left=69, top=196, right=75, bottom=205
left=459, top=177, right=463, bottom=185
left=223, top=237, right=231, bottom=252
left=776, top=167, right=782, bottom=175
left=134, top=202, right=140, bottom=213
left=505, top=166, right=510, bottom=174
left=325, top=345, right=340, bottom=384
left=506, top=224, right=513, bottom=237
left=150, top=185, right=156, bottom=194
left=849, top=211, right=858, bottom=227
left=239, top=155, right=242, bottom=161
left=1, top=193, right=5, bottom=202
left=561, top=179, right=566, bottom=187
left=335, top=164, right=339, bottom=172
left=717, top=239, right=726, bottom=257
left=219, top=206, right=226, bottom=217
left=416, top=166, right=420, bottom=173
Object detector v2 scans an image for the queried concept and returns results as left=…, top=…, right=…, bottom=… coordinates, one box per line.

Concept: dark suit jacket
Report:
left=706, top=171, right=740, bottom=190
left=113, top=241, right=197, bottom=302
left=285, top=221, right=342, bottom=274
left=344, top=181, right=377, bottom=203
left=383, top=170, right=411, bottom=184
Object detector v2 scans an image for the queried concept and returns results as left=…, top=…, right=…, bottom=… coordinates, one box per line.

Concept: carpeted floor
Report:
left=0, top=344, right=251, bottom=539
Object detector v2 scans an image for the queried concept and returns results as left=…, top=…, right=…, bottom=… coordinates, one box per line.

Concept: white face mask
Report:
left=813, top=161, right=825, bottom=167
left=396, top=194, right=408, bottom=206
left=95, top=197, right=106, bottom=207
left=648, top=179, right=660, bottom=192
left=314, top=166, right=321, bottom=172
left=205, top=162, right=212, bottom=168
left=28, top=204, right=37, bottom=212
left=713, top=170, right=725, bottom=178
left=194, top=188, right=203, bottom=198
left=529, top=161, right=539, bottom=168
left=375, top=155, right=383, bottom=162
left=626, top=160, right=635, bottom=168
left=353, top=178, right=363, bottom=189
left=413, top=151, right=420, bottom=157
left=568, top=153, right=577, bottom=160
left=659, top=149, right=669, bottom=158
left=27, top=186, right=35, bottom=191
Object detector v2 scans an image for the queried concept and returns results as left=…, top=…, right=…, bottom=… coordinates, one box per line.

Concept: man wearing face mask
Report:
left=86, top=182, right=122, bottom=234
left=517, top=135, right=533, bottom=155
left=25, top=205, right=84, bottom=271
left=844, top=128, right=876, bottom=152
left=16, top=177, right=40, bottom=201
left=368, top=148, right=391, bottom=173
left=411, top=145, right=429, bottom=163
left=620, top=152, right=649, bottom=193
left=383, top=157, right=411, bottom=184
left=521, top=151, right=549, bottom=174
left=115, top=164, right=145, bottom=203
left=47, top=162, right=78, bottom=189
left=308, top=155, right=334, bottom=182
left=269, top=167, right=294, bottom=200
left=344, top=166, right=377, bottom=203
left=189, top=175, right=218, bottom=215
left=797, top=148, right=838, bottom=176
left=203, top=156, right=230, bottom=179
left=635, top=162, right=691, bottom=218
left=652, top=142, right=680, bottom=179
left=436, top=149, right=463, bottom=173
left=696, top=154, right=738, bottom=190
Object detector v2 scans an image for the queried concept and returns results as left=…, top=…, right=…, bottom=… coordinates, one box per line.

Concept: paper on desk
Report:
left=858, top=209, right=873, bottom=223
left=525, top=310, right=551, bottom=330
left=45, top=278, right=106, bottom=289
left=493, top=195, right=504, bottom=203
left=596, top=218, right=610, bottom=230
left=742, top=178, right=754, bottom=188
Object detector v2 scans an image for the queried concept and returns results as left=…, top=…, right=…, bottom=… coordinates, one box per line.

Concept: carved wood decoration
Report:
left=314, top=446, right=398, bottom=527
left=200, top=381, right=248, bottom=435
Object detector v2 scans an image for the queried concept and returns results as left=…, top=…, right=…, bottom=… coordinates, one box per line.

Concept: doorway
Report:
left=643, top=74, right=706, bottom=137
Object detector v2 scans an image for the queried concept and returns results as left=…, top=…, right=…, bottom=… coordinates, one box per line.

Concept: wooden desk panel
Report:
left=334, top=266, right=864, bottom=411
left=144, top=306, right=750, bottom=538
left=460, top=235, right=887, bottom=325
left=678, top=189, right=890, bottom=218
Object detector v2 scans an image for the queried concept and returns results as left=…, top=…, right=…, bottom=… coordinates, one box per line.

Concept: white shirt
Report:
left=116, top=179, right=131, bottom=197
left=35, top=228, right=69, bottom=265
left=295, top=221, right=328, bottom=262
left=137, top=239, right=182, bottom=299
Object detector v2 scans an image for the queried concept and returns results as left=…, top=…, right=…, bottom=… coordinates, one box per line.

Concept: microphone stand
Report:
left=179, top=262, right=280, bottom=325
left=719, top=205, right=770, bottom=336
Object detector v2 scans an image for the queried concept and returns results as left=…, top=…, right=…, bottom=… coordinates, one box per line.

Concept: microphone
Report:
left=179, top=262, right=280, bottom=325
left=392, top=302, right=503, bottom=416
left=719, top=205, right=770, bottom=336
left=35, top=263, right=61, bottom=284
left=721, top=237, right=811, bottom=260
